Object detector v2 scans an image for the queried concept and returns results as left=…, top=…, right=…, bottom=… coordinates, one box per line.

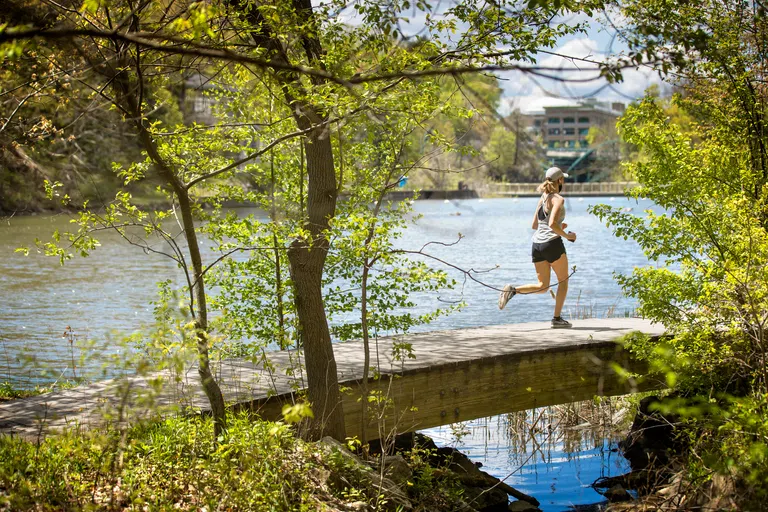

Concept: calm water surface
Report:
left=422, top=408, right=626, bottom=512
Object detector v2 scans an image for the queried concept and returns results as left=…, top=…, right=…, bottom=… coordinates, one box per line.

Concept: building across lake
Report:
left=522, top=99, right=625, bottom=175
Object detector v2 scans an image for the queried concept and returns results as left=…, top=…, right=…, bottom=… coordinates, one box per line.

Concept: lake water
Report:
left=0, top=196, right=658, bottom=510
left=0, top=196, right=660, bottom=385
left=422, top=403, right=629, bottom=512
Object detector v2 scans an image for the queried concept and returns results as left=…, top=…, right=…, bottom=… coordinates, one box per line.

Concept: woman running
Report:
left=498, top=167, right=576, bottom=328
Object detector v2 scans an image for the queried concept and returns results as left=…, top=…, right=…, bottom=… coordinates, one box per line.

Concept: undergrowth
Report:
left=0, top=412, right=472, bottom=511
left=0, top=381, right=80, bottom=402
left=0, top=413, right=377, bottom=511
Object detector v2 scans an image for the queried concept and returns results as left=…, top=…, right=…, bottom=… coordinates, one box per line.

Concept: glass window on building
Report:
left=566, top=140, right=576, bottom=148
left=548, top=117, right=560, bottom=124
left=548, top=141, right=557, bottom=148
left=578, top=116, right=590, bottom=123
left=578, top=127, right=590, bottom=136
left=580, top=140, right=589, bottom=148
left=534, top=120, right=542, bottom=127
left=563, top=117, right=575, bottom=123
left=563, top=128, right=575, bottom=135
left=548, top=128, right=560, bottom=135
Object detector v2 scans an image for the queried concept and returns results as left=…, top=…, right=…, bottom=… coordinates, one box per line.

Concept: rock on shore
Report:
left=320, top=433, right=543, bottom=512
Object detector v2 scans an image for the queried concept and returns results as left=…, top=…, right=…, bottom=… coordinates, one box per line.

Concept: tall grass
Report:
left=566, top=290, right=637, bottom=320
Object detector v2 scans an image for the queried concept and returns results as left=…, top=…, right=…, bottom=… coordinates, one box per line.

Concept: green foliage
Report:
left=582, top=121, right=635, bottom=181
left=0, top=412, right=474, bottom=511
left=0, top=381, right=51, bottom=401
left=282, top=402, right=315, bottom=424
left=326, top=201, right=459, bottom=343
left=4, top=0, right=617, bottom=445
left=481, top=125, right=518, bottom=181
left=715, top=395, right=768, bottom=496
left=592, top=0, right=768, bottom=502
left=591, top=95, right=768, bottom=393
left=637, top=392, right=768, bottom=505
left=400, top=443, right=464, bottom=508
left=193, top=65, right=462, bottom=362
left=127, top=280, right=200, bottom=375
left=0, top=0, right=590, bottom=212
left=0, top=414, right=363, bottom=511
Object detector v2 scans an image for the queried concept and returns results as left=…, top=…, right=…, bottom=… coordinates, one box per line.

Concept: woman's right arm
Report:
left=548, top=196, right=576, bottom=241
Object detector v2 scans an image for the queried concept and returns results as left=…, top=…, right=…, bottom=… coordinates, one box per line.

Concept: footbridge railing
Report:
left=485, top=182, right=638, bottom=197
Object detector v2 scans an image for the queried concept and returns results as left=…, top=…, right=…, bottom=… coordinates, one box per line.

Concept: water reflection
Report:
left=421, top=398, right=632, bottom=511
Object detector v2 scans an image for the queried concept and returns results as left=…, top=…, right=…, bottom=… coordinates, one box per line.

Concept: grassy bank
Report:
left=0, top=412, right=474, bottom=511
left=0, top=381, right=81, bottom=402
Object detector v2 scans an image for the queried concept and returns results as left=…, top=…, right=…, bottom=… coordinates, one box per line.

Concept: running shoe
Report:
left=498, top=284, right=516, bottom=310
left=551, top=316, right=572, bottom=329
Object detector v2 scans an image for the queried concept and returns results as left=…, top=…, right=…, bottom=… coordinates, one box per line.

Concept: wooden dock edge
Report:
left=237, top=340, right=665, bottom=441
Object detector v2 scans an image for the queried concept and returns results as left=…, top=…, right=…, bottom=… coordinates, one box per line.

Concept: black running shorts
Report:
left=531, top=237, right=566, bottom=263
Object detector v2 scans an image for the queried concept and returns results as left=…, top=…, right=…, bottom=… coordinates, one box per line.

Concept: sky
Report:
left=326, top=1, right=668, bottom=115
left=497, top=9, right=666, bottom=115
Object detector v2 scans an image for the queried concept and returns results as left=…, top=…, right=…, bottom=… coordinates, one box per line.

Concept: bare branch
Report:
left=392, top=243, right=576, bottom=295
left=185, top=123, right=319, bottom=190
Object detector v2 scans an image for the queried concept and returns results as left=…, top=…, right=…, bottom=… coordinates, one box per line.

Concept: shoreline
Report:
left=1, top=188, right=635, bottom=218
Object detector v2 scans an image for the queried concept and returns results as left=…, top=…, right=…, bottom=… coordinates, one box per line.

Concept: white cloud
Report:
left=540, top=38, right=602, bottom=65
left=319, top=1, right=666, bottom=114
left=500, top=95, right=576, bottom=116
left=498, top=35, right=667, bottom=115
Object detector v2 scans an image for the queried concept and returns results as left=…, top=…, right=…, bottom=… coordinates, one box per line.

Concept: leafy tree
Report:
left=592, top=0, right=768, bottom=502
left=597, top=0, right=768, bottom=393
left=2, top=0, right=601, bottom=441
left=482, top=124, right=518, bottom=181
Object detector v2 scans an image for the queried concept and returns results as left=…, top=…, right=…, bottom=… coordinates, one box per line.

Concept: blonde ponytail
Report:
left=537, top=179, right=559, bottom=194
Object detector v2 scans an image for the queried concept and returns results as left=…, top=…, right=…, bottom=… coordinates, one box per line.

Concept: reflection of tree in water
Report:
left=505, top=398, right=630, bottom=467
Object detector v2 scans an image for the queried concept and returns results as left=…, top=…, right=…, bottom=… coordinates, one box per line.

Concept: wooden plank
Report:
left=0, top=319, right=665, bottom=439
left=242, top=340, right=663, bottom=441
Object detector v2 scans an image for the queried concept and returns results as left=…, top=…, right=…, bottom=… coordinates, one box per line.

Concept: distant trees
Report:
left=403, top=73, right=546, bottom=188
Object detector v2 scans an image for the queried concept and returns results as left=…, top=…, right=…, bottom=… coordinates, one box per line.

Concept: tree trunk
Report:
left=175, top=188, right=228, bottom=439
left=234, top=0, right=347, bottom=440
left=0, top=138, right=50, bottom=213
left=287, top=122, right=346, bottom=441
left=133, top=122, right=227, bottom=438
left=112, top=62, right=227, bottom=438
left=359, top=264, right=371, bottom=445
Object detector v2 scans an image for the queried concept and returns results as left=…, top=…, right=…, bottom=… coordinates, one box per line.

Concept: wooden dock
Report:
left=0, top=318, right=664, bottom=440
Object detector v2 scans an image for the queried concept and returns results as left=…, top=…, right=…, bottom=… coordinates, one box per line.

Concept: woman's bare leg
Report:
left=514, top=260, right=551, bottom=294
left=550, top=254, right=570, bottom=317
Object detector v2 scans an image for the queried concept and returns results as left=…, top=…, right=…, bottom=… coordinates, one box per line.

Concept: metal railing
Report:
left=485, top=181, right=637, bottom=196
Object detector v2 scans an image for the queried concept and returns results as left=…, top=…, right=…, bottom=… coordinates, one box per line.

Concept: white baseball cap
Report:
left=545, top=167, right=569, bottom=181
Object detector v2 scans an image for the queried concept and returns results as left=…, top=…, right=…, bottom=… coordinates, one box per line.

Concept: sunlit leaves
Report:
left=80, top=0, right=102, bottom=15
left=590, top=89, right=768, bottom=398
left=281, top=402, right=314, bottom=424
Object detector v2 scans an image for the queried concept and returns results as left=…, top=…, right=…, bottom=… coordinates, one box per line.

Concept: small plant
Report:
left=402, top=443, right=464, bottom=508
left=0, top=381, right=25, bottom=400
left=61, top=325, right=79, bottom=381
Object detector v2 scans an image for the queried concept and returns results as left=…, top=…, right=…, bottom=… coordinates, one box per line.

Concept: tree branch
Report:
left=1, top=26, right=640, bottom=87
